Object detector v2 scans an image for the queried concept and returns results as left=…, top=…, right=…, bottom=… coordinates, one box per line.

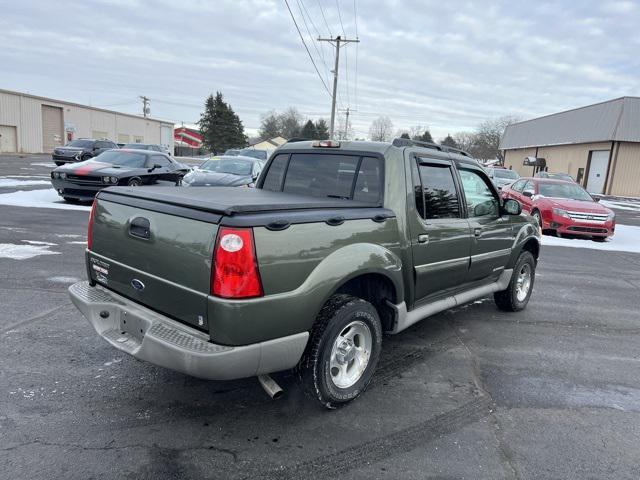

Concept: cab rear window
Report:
left=261, top=153, right=383, bottom=203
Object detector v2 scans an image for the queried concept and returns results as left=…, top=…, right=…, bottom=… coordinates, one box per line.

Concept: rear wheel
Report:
left=494, top=251, right=535, bottom=312
left=297, top=294, right=382, bottom=409
left=54, top=161, right=63, bottom=166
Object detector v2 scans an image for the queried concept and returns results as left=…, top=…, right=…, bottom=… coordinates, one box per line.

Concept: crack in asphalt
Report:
left=0, top=439, right=239, bottom=462
left=0, top=304, right=68, bottom=334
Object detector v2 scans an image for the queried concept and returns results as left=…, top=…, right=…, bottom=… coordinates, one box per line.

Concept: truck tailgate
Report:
left=88, top=198, right=217, bottom=330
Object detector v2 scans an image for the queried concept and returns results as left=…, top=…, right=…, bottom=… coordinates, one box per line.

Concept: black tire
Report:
left=297, top=294, right=382, bottom=409
left=62, top=197, right=78, bottom=203
left=531, top=209, right=541, bottom=226
left=592, top=236, right=607, bottom=242
left=81, top=154, right=91, bottom=161
left=494, top=251, right=535, bottom=312
left=54, top=161, right=64, bottom=166
left=127, top=177, right=142, bottom=186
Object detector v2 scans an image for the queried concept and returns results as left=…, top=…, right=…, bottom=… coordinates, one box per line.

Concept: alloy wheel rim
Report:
left=515, top=263, right=532, bottom=302
left=329, top=320, right=372, bottom=389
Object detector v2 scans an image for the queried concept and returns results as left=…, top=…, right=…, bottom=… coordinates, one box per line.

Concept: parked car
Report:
left=223, top=149, right=241, bottom=156
left=182, top=155, right=264, bottom=187
left=238, top=148, right=270, bottom=160
left=52, top=138, right=119, bottom=166
left=69, top=138, right=540, bottom=408
left=535, top=171, right=575, bottom=182
left=50, top=149, right=189, bottom=202
left=122, top=143, right=168, bottom=154
left=501, top=177, right=615, bottom=240
left=486, top=167, right=520, bottom=190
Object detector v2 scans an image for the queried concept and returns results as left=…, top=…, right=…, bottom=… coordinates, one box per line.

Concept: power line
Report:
left=295, top=0, right=330, bottom=87
left=353, top=0, right=359, bottom=110
left=283, top=0, right=332, bottom=97
left=335, top=0, right=346, bottom=36
left=316, top=0, right=332, bottom=36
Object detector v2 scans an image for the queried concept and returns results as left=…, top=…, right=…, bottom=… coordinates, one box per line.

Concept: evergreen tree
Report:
left=441, top=134, right=458, bottom=148
left=198, top=92, right=246, bottom=154
left=419, top=130, right=434, bottom=143
left=300, top=120, right=318, bottom=139
left=315, top=119, right=329, bottom=140
left=400, top=132, right=410, bottom=139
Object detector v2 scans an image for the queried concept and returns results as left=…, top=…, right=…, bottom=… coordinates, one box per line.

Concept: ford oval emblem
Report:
left=131, top=279, right=145, bottom=291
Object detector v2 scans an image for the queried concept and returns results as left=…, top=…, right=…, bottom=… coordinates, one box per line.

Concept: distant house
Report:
left=174, top=126, right=203, bottom=156
left=501, top=97, right=640, bottom=196
left=247, top=136, right=287, bottom=150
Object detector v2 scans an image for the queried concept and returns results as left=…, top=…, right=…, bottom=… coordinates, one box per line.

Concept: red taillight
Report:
left=212, top=227, right=263, bottom=299
left=87, top=200, right=96, bottom=250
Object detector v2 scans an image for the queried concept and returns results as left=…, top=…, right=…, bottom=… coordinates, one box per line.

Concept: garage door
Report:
left=586, top=150, right=609, bottom=194
left=42, top=105, right=63, bottom=153
left=160, top=125, right=172, bottom=150
left=0, top=125, right=17, bottom=153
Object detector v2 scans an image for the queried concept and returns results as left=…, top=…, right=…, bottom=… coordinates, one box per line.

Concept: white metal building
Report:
left=0, top=89, right=174, bottom=154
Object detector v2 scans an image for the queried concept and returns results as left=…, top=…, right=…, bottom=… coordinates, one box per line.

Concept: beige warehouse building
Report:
left=501, top=97, right=640, bottom=197
left=0, top=89, right=174, bottom=154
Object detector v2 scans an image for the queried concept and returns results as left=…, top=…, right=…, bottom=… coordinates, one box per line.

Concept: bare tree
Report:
left=369, top=116, right=394, bottom=142
left=473, top=116, right=521, bottom=161
left=453, top=132, right=477, bottom=154
left=279, top=107, right=304, bottom=139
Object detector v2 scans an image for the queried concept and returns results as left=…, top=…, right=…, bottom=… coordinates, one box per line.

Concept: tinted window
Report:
left=353, top=157, right=383, bottom=203
left=96, top=151, right=146, bottom=168
left=67, top=139, right=94, bottom=148
left=96, top=141, right=112, bottom=149
left=459, top=169, right=499, bottom=217
left=239, top=149, right=268, bottom=160
left=283, top=154, right=359, bottom=199
left=150, top=155, right=170, bottom=167
left=493, top=169, right=519, bottom=179
left=416, top=162, right=460, bottom=219
left=262, top=154, right=288, bottom=191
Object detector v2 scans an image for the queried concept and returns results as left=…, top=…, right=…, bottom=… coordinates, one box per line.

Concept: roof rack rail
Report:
left=391, top=138, right=471, bottom=158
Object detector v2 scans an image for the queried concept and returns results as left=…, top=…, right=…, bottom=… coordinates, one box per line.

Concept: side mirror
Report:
left=473, top=202, right=494, bottom=217
left=148, top=163, right=162, bottom=172
left=503, top=198, right=522, bottom=215
left=522, top=189, right=534, bottom=198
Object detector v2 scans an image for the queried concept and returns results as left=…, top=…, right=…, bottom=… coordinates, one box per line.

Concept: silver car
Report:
left=487, top=167, right=520, bottom=190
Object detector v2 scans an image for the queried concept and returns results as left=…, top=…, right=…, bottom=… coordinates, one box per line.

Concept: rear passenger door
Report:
left=457, top=166, right=513, bottom=283
left=409, top=157, right=472, bottom=302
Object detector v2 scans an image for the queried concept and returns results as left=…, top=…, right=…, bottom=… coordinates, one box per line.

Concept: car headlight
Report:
left=552, top=207, right=570, bottom=218
left=103, top=176, right=111, bottom=183
left=59, top=172, right=67, bottom=179
left=51, top=172, right=57, bottom=179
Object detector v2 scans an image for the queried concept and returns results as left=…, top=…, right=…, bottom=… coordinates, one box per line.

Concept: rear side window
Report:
left=415, top=163, right=460, bottom=219
left=262, top=153, right=383, bottom=203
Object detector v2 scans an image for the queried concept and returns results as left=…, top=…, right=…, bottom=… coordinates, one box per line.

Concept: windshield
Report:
left=66, top=140, right=93, bottom=148
left=493, top=169, right=519, bottom=179
left=123, top=144, right=151, bottom=150
left=538, top=182, right=592, bottom=201
left=238, top=149, right=267, bottom=160
left=94, top=150, right=147, bottom=168
left=224, top=149, right=240, bottom=156
left=201, top=158, right=253, bottom=175
left=548, top=172, right=574, bottom=181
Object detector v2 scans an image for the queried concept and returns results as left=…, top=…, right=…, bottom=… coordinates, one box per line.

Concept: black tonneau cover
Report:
left=99, top=186, right=378, bottom=216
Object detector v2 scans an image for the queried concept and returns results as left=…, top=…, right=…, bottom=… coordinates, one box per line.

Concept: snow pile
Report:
left=0, top=178, right=51, bottom=188
left=0, top=243, right=61, bottom=260
left=0, top=188, right=91, bottom=211
left=600, top=199, right=640, bottom=212
left=542, top=224, right=640, bottom=254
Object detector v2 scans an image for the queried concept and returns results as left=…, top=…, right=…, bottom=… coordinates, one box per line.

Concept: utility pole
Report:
left=139, top=96, right=150, bottom=117
left=338, top=107, right=356, bottom=139
left=318, top=35, right=359, bottom=138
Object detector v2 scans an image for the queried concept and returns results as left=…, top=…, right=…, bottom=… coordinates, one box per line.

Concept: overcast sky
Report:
left=1, top=0, right=639, bottom=140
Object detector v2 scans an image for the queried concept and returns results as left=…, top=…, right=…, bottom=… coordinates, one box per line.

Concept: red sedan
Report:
left=501, top=177, right=615, bottom=240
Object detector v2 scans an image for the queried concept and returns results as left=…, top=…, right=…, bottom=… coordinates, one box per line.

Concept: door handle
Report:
left=474, top=228, right=482, bottom=237
left=417, top=234, right=429, bottom=244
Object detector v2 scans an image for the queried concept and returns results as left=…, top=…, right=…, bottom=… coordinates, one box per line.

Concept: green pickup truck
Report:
left=70, top=138, right=540, bottom=408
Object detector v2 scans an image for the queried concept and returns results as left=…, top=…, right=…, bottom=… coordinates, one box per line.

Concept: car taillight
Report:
left=87, top=200, right=96, bottom=250
left=212, top=227, right=263, bottom=299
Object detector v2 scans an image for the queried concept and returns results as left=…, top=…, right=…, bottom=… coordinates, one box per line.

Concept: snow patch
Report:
left=21, top=240, right=57, bottom=246
left=104, top=358, right=123, bottom=367
left=600, top=200, right=640, bottom=212
left=30, top=162, right=56, bottom=168
left=48, top=276, right=80, bottom=283
left=55, top=234, right=83, bottom=238
left=0, top=178, right=51, bottom=188
left=542, top=224, right=640, bottom=254
left=0, top=188, right=91, bottom=211
left=0, top=243, right=60, bottom=260
left=68, top=241, right=87, bottom=245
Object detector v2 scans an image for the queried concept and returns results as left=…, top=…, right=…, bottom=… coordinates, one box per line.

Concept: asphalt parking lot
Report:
left=1, top=154, right=640, bottom=480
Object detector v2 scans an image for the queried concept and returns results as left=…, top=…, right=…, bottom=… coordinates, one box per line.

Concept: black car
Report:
left=52, top=138, right=119, bottom=166
left=50, top=149, right=190, bottom=202
left=238, top=148, right=269, bottom=160
left=182, top=155, right=264, bottom=187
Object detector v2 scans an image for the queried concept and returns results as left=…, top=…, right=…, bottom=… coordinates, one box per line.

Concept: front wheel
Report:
left=127, top=177, right=142, bottom=186
left=494, top=251, right=535, bottom=312
left=531, top=209, right=541, bottom=226
left=54, top=161, right=64, bottom=166
left=297, top=294, right=382, bottom=409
